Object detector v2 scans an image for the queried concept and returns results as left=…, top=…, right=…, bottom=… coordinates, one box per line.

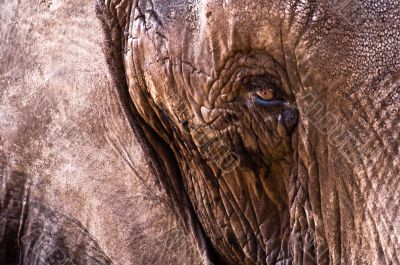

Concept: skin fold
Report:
left=0, top=0, right=398, bottom=265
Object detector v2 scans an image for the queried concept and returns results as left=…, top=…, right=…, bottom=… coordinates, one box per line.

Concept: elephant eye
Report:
left=242, top=75, right=281, bottom=101
left=255, top=89, right=274, bottom=101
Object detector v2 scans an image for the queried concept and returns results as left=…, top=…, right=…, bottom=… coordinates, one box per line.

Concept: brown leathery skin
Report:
left=97, top=0, right=400, bottom=264
left=1, top=1, right=203, bottom=265
left=0, top=0, right=398, bottom=264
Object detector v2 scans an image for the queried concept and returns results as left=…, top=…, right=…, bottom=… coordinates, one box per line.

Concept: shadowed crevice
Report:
left=95, top=1, right=229, bottom=264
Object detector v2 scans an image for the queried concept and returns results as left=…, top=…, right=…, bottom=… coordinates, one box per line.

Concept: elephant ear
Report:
left=95, top=1, right=228, bottom=264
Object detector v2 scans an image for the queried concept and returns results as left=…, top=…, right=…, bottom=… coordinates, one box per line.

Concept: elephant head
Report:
left=96, top=0, right=400, bottom=264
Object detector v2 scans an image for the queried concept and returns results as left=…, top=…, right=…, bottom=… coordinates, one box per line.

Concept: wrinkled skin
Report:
left=0, top=1, right=201, bottom=265
left=97, top=0, right=400, bottom=264
left=1, top=0, right=399, bottom=265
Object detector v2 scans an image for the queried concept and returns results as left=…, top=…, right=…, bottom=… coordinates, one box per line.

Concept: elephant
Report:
left=0, top=0, right=399, bottom=265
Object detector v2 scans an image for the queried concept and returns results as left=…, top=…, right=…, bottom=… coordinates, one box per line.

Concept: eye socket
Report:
left=241, top=75, right=282, bottom=101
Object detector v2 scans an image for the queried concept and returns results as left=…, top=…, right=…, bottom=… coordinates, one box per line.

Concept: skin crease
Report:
left=96, top=0, right=400, bottom=264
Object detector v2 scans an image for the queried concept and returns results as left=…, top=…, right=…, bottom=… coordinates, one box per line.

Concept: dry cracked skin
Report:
left=0, top=0, right=399, bottom=265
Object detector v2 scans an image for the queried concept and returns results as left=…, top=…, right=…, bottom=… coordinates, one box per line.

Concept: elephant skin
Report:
left=1, top=0, right=400, bottom=265
left=0, top=1, right=201, bottom=265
